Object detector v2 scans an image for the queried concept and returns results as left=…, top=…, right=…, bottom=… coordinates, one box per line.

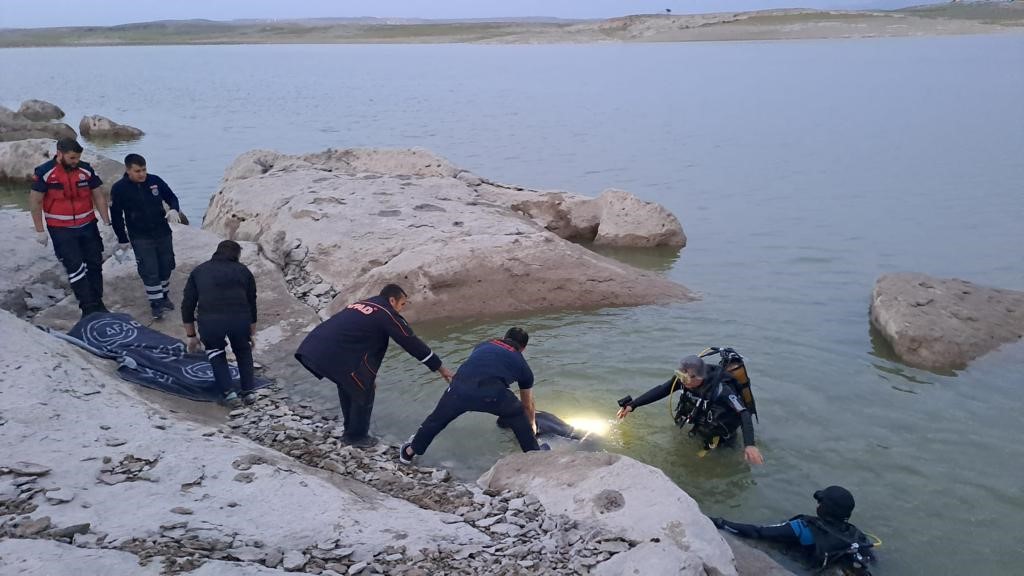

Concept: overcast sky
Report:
left=0, top=1, right=942, bottom=29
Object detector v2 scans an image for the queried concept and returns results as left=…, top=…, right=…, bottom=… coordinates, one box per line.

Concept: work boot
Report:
left=160, top=297, right=175, bottom=311
left=150, top=302, right=164, bottom=320
left=342, top=435, right=379, bottom=449
left=222, top=392, right=243, bottom=409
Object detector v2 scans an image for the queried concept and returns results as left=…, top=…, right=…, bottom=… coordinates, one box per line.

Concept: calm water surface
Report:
left=3, top=35, right=1023, bottom=575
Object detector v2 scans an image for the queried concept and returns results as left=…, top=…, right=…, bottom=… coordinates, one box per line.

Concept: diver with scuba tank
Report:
left=616, top=351, right=765, bottom=465
left=709, top=486, right=878, bottom=575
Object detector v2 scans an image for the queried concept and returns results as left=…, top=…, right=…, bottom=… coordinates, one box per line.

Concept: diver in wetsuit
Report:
left=617, top=355, right=765, bottom=465
left=709, top=486, right=876, bottom=574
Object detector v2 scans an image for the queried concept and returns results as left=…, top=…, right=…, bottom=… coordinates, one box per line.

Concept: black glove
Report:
left=708, top=516, right=726, bottom=529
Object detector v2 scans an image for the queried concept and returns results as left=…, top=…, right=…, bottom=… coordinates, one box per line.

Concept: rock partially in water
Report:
left=204, top=147, right=693, bottom=322
left=0, top=105, right=76, bottom=142
left=18, top=99, right=65, bottom=122
left=478, top=451, right=741, bottom=576
left=870, top=273, right=1024, bottom=370
left=0, top=138, right=124, bottom=187
left=78, top=115, right=144, bottom=141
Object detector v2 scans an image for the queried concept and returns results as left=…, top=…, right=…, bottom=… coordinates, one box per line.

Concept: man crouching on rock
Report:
left=399, top=327, right=542, bottom=465
left=295, top=284, right=454, bottom=448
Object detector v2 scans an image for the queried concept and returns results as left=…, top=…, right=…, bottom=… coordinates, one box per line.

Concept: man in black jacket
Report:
left=110, top=153, right=184, bottom=320
left=181, top=240, right=257, bottom=409
left=295, top=284, right=454, bottom=447
left=617, top=355, right=765, bottom=465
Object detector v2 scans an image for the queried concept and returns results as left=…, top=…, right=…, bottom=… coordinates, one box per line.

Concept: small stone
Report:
left=233, top=472, right=255, bottom=483
left=48, top=523, right=91, bottom=539
left=283, top=550, right=307, bottom=571
left=15, top=516, right=51, bottom=537
left=73, top=532, right=102, bottom=547
left=384, top=553, right=403, bottom=562
left=104, top=438, right=127, bottom=447
left=12, top=476, right=36, bottom=487
left=597, top=539, right=630, bottom=553
left=488, top=523, right=521, bottom=536
left=228, top=546, right=266, bottom=562
left=96, top=473, right=128, bottom=485
left=229, top=409, right=247, bottom=417
left=45, top=489, right=75, bottom=504
left=476, top=514, right=504, bottom=528
left=256, top=549, right=280, bottom=568
left=430, top=470, right=449, bottom=483
left=170, top=507, right=193, bottom=515
left=202, top=430, right=216, bottom=437
left=348, top=561, right=368, bottom=575
left=10, top=462, right=51, bottom=476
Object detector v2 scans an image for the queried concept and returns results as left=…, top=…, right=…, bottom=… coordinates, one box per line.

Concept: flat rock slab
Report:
left=9, top=461, right=52, bottom=476
left=870, top=273, right=1024, bottom=370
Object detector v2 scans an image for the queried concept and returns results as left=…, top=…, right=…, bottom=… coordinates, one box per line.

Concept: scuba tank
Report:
left=699, top=347, right=757, bottom=420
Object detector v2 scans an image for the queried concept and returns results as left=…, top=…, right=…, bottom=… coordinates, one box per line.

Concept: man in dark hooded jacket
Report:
left=617, top=354, right=764, bottom=465
left=294, top=284, right=453, bottom=447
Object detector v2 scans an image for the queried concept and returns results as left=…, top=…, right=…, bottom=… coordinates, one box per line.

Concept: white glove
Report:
left=114, top=243, right=131, bottom=263
left=166, top=209, right=182, bottom=224
left=35, top=231, right=49, bottom=246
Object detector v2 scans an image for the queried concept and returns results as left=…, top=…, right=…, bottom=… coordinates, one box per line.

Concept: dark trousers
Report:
left=198, top=315, right=254, bottom=396
left=49, top=221, right=104, bottom=313
left=410, top=385, right=540, bottom=455
left=335, top=378, right=375, bottom=440
left=131, top=234, right=175, bottom=305
left=295, top=353, right=375, bottom=440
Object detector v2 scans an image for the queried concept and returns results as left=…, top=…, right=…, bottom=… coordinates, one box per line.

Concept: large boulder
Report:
left=478, top=451, right=738, bottom=576
left=78, top=114, right=144, bottom=141
left=17, top=99, right=65, bottom=121
left=32, top=224, right=319, bottom=378
left=476, top=182, right=685, bottom=248
left=870, top=273, right=1024, bottom=370
left=203, top=148, right=693, bottom=322
left=594, top=188, right=687, bottom=247
left=0, top=105, right=76, bottom=142
left=0, top=138, right=123, bottom=187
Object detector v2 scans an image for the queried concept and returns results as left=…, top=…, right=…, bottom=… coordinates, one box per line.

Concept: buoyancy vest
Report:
left=790, top=515, right=875, bottom=571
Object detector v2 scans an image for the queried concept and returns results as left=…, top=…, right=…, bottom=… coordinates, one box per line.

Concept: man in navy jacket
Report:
left=295, top=284, right=453, bottom=447
left=400, top=327, right=540, bottom=465
left=110, top=153, right=184, bottom=320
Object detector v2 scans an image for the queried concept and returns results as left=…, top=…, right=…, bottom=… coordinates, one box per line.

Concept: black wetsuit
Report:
left=629, top=365, right=756, bottom=448
left=713, top=515, right=875, bottom=571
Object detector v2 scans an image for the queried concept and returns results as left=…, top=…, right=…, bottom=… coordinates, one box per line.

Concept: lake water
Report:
left=2, top=34, right=1023, bottom=575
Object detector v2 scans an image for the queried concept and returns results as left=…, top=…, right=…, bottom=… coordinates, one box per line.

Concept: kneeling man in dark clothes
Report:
left=400, top=327, right=540, bottom=464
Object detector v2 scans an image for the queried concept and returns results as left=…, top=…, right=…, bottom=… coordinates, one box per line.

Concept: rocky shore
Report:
left=1, top=308, right=767, bottom=575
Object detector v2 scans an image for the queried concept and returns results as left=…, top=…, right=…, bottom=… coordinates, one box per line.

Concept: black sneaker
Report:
left=398, top=441, right=415, bottom=465
left=150, top=303, right=164, bottom=320
left=241, top=392, right=257, bottom=406
left=160, top=297, right=175, bottom=311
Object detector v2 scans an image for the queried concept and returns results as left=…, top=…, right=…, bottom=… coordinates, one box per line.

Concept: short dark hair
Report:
left=213, top=240, right=242, bottom=262
left=124, top=153, right=146, bottom=168
left=379, top=284, right=408, bottom=302
left=56, top=138, right=83, bottom=154
left=504, top=327, right=529, bottom=350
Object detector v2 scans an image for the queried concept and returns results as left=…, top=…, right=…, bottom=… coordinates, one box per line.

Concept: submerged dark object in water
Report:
left=496, top=410, right=584, bottom=440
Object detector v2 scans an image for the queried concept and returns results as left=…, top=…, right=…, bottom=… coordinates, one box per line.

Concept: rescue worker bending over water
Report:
left=709, top=486, right=877, bottom=575
left=617, top=354, right=765, bottom=465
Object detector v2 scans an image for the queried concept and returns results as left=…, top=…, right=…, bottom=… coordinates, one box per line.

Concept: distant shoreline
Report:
left=1, top=5, right=1022, bottom=48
